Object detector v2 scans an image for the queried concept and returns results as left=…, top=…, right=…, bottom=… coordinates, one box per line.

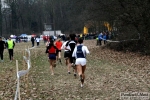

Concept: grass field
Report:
left=0, top=40, right=150, bottom=100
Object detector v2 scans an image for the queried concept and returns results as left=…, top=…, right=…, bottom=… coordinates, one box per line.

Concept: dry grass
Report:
left=0, top=40, right=150, bottom=100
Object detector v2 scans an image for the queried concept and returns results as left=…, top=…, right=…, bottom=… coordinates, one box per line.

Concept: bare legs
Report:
left=49, top=59, right=56, bottom=75
left=66, top=58, right=71, bottom=74
left=57, top=52, right=62, bottom=64
left=76, top=65, right=86, bottom=87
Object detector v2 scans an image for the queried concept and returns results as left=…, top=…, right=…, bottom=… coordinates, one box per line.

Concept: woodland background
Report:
left=0, top=0, right=150, bottom=54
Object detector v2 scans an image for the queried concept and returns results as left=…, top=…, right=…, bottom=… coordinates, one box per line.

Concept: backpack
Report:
left=76, top=45, right=85, bottom=58
left=48, top=46, right=56, bottom=54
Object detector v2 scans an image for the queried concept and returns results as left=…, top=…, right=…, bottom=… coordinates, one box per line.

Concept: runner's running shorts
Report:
left=49, top=54, right=56, bottom=60
left=75, top=58, right=86, bottom=66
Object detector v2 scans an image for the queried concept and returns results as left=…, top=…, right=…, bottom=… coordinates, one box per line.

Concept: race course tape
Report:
left=23, top=56, right=27, bottom=63
left=17, top=70, right=29, bottom=78
left=14, top=47, right=32, bottom=100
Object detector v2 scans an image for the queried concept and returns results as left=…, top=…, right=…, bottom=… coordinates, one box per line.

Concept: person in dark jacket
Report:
left=0, top=37, right=6, bottom=62
left=98, top=32, right=103, bottom=45
left=31, top=37, right=35, bottom=47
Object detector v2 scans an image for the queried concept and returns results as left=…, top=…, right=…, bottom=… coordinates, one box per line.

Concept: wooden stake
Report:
left=16, top=60, right=21, bottom=100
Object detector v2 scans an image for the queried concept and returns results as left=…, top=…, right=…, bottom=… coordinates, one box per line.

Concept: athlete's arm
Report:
left=64, top=41, right=70, bottom=51
left=13, top=41, right=15, bottom=48
left=84, top=46, right=90, bottom=54
left=45, top=46, right=49, bottom=53
left=72, top=47, right=77, bottom=57
left=6, top=42, right=8, bottom=49
left=54, top=46, right=59, bottom=51
left=61, top=42, right=66, bottom=50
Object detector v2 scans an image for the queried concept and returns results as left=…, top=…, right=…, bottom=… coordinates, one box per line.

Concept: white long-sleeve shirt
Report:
left=72, top=44, right=89, bottom=59
left=36, top=38, right=40, bottom=42
left=61, top=41, right=70, bottom=51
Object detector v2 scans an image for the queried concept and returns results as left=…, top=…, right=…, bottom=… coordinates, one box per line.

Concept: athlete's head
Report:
left=69, top=34, right=76, bottom=40
left=57, top=38, right=61, bottom=41
left=66, top=37, right=70, bottom=41
left=49, top=40, right=54, bottom=46
left=8, top=37, right=11, bottom=40
left=78, top=38, right=83, bottom=44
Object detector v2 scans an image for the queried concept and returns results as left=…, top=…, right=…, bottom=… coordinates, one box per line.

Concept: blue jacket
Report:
left=98, top=33, right=103, bottom=40
left=103, top=34, right=107, bottom=40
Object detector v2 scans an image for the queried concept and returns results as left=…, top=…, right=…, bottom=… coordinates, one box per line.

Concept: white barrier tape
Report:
left=29, top=46, right=36, bottom=50
left=17, top=70, right=29, bottom=78
left=27, top=60, right=31, bottom=69
left=25, top=49, right=31, bottom=59
left=25, top=49, right=28, bottom=52
left=106, top=40, right=121, bottom=43
left=15, top=70, right=29, bottom=100
left=14, top=81, right=19, bottom=100
left=26, top=49, right=30, bottom=55
left=28, top=50, right=31, bottom=57
left=23, top=56, right=28, bottom=63
left=14, top=48, right=32, bottom=100
left=17, top=72, right=19, bottom=79
left=106, top=39, right=139, bottom=43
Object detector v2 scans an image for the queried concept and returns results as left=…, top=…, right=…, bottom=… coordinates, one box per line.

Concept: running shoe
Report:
left=68, top=72, right=71, bottom=74
left=74, top=73, right=76, bottom=76
left=51, top=73, right=54, bottom=75
left=71, top=63, right=76, bottom=68
left=59, top=59, right=62, bottom=65
left=74, top=73, right=77, bottom=78
left=80, top=84, right=83, bottom=88
left=80, top=75, right=84, bottom=83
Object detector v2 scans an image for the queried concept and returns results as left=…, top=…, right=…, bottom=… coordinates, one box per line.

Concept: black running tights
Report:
left=0, top=49, right=4, bottom=60
left=8, top=49, right=13, bottom=60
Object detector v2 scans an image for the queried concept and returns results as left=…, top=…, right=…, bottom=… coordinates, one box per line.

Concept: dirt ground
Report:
left=0, top=40, right=149, bottom=100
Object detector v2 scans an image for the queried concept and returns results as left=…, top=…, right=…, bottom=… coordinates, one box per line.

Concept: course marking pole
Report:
left=16, top=60, right=21, bottom=100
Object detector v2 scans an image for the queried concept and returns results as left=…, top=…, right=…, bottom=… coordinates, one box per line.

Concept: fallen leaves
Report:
left=0, top=40, right=150, bottom=99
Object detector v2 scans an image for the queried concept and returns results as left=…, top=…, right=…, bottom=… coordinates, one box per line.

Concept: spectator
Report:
left=0, top=37, right=6, bottom=62
left=35, top=36, right=40, bottom=46
left=6, top=37, right=15, bottom=61
left=98, top=32, right=103, bottom=45
left=103, top=32, right=107, bottom=44
left=31, top=36, right=35, bottom=47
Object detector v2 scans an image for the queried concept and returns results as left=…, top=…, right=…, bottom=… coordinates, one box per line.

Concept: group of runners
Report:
left=45, top=34, right=90, bottom=87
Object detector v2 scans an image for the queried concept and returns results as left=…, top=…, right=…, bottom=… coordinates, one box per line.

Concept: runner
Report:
left=45, top=37, right=50, bottom=47
left=72, top=38, right=90, bottom=87
left=65, top=34, right=76, bottom=74
left=45, top=40, right=58, bottom=75
left=61, top=37, right=71, bottom=72
left=55, top=38, right=63, bottom=64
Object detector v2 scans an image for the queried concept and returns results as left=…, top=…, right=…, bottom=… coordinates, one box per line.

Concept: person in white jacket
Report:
left=72, top=38, right=89, bottom=87
left=35, top=37, right=40, bottom=46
